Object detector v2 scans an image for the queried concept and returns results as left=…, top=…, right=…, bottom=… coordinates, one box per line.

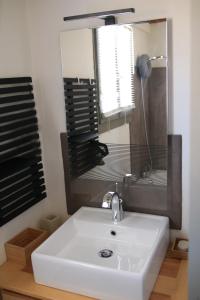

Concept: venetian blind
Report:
left=96, top=25, right=135, bottom=117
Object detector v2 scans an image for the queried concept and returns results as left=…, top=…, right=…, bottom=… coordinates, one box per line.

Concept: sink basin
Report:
left=32, top=207, right=169, bottom=300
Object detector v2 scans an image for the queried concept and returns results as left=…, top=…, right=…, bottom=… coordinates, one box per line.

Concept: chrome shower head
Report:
left=137, top=54, right=167, bottom=79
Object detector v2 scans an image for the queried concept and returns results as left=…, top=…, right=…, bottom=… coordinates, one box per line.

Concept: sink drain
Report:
left=98, top=249, right=113, bottom=258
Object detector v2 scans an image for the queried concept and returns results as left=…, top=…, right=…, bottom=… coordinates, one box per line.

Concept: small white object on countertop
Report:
left=177, top=240, right=189, bottom=251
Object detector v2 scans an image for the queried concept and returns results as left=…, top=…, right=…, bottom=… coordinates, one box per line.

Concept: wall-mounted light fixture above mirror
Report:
left=63, top=8, right=135, bottom=25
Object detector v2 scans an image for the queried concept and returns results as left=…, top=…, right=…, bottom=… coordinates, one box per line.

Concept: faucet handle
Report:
left=102, top=192, right=114, bottom=208
left=119, top=198, right=124, bottom=219
left=115, top=182, right=119, bottom=193
left=123, top=173, right=135, bottom=187
left=115, top=182, right=123, bottom=197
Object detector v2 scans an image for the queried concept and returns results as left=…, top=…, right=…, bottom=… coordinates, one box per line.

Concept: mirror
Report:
left=60, top=19, right=168, bottom=212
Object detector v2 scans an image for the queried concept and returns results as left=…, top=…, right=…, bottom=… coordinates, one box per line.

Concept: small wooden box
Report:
left=40, top=214, right=62, bottom=234
left=5, top=228, right=48, bottom=267
left=168, top=238, right=188, bottom=260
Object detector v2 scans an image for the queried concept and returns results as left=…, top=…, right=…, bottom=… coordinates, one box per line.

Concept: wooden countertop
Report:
left=0, top=258, right=188, bottom=300
left=0, top=261, right=92, bottom=300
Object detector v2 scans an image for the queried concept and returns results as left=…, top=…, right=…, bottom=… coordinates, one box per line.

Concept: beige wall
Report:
left=0, top=0, right=31, bottom=76
left=134, top=22, right=167, bottom=68
left=60, top=29, right=94, bottom=78
left=0, top=0, right=49, bottom=265
left=189, top=0, right=200, bottom=297
left=149, top=23, right=167, bottom=68
left=134, top=23, right=151, bottom=64
left=100, top=124, right=130, bottom=145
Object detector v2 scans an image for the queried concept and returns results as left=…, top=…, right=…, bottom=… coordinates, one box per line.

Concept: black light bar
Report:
left=63, top=8, right=135, bottom=22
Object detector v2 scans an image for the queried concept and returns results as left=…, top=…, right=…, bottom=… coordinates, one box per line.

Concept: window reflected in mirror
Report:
left=96, top=25, right=135, bottom=117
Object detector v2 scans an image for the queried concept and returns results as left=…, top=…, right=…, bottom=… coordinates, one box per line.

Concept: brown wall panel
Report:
left=61, top=133, right=182, bottom=229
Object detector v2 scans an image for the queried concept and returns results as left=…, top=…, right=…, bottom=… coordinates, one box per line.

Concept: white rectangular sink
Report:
left=32, top=207, right=169, bottom=300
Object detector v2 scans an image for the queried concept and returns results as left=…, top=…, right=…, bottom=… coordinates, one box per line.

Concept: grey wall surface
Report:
left=130, top=67, right=167, bottom=177
left=189, top=0, right=200, bottom=298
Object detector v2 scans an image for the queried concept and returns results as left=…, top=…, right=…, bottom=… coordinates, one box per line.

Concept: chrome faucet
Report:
left=102, top=191, right=124, bottom=224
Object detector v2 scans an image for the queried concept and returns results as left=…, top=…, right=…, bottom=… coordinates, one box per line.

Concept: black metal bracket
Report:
left=104, top=16, right=116, bottom=26
left=90, top=140, right=109, bottom=165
